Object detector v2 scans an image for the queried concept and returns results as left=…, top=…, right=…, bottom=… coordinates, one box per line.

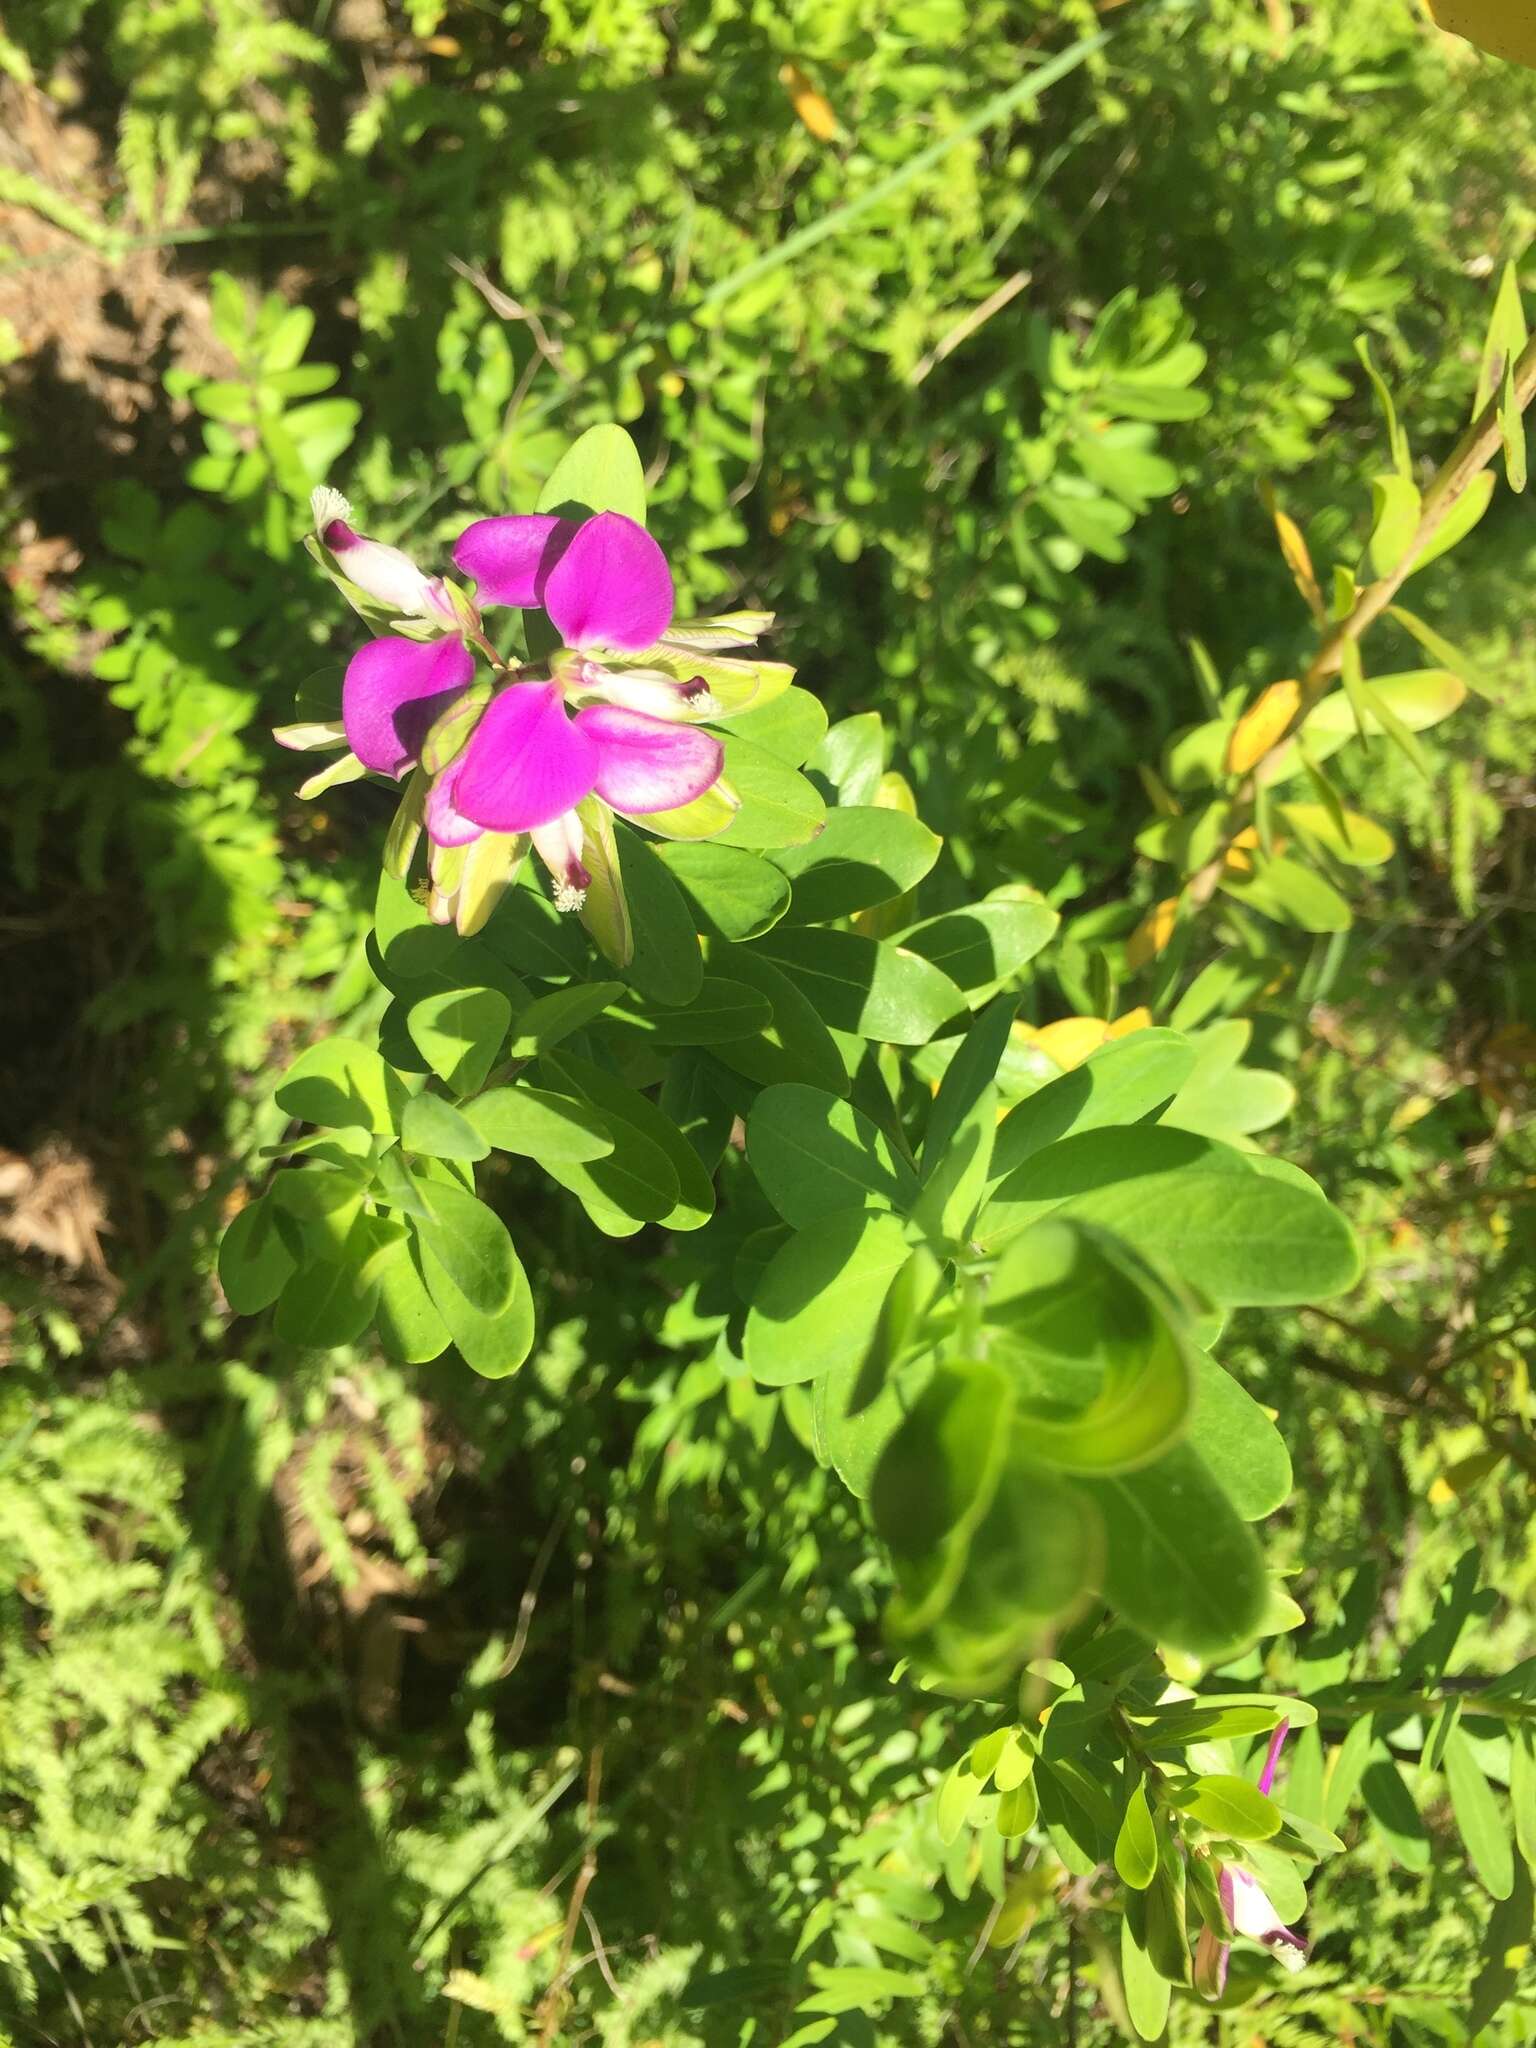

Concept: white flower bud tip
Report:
left=310, top=485, right=354, bottom=537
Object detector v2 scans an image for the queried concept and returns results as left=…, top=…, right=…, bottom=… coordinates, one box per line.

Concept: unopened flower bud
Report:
left=310, top=486, right=441, bottom=619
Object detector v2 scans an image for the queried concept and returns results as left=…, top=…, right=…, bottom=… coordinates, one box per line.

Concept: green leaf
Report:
left=574, top=798, right=633, bottom=969
left=771, top=807, right=942, bottom=924
left=512, top=980, right=626, bottom=1055
left=756, top=927, right=964, bottom=1045
left=1220, top=854, right=1352, bottom=932
left=1354, top=334, right=1411, bottom=479
left=985, top=1221, right=1198, bottom=1476
left=923, top=997, right=1017, bottom=1177
left=744, top=1208, right=914, bottom=1386
left=1410, top=471, right=1497, bottom=574
left=632, top=779, right=742, bottom=841
left=936, top=1758, right=986, bottom=1844
left=1115, top=1778, right=1159, bottom=1890
left=706, top=942, right=850, bottom=1095
left=1120, top=1911, right=1171, bottom=2042
left=1323, top=1715, right=1374, bottom=1831
left=400, top=1091, right=491, bottom=1161
left=1136, top=1696, right=1308, bottom=1749
left=747, top=1082, right=918, bottom=1229
left=273, top=1250, right=378, bottom=1350
left=1000, top=1147, right=1360, bottom=1307
left=419, top=1233, right=534, bottom=1378
left=896, top=898, right=1059, bottom=991
left=1444, top=1725, right=1515, bottom=1899
left=809, top=711, right=884, bottom=804
left=655, top=842, right=791, bottom=940
left=616, top=824, right=705, bottom=1007
left=383, top=766, right=427, bottom=879
left=368, top=1229, right=451, bottom=1363
left=1474, top=258, right=1528, bottom=418
left=981, top=1124, right=1249, bottom=1250
left=888, top=1460, right=1101, bottom=1689
left=1469, top=1857, right=1534, bottom=2038
left=871, top=1359, right=1015, bottom=1582
left=992, top=1030, right=1198, bottom=1179
left=714, top=732, right=826, bottom=848
left=626, top=977, right=773, bottom=1046
left=218, top=1194, right=302, bottom=1315
left=535, top=422, right=646, bottom=522
left=1510, top=1725, right=1536, bottom=1874
left=1185, top=1353, right=1292, bottom=1520
left=1173, top=1775, right=1282, bottom=1842
left=1308, top=665, right=1466, bottom=743
left=406, top=988, right=513, bottom=1096
left=800, top=1962, right=925, bottom=2015
left=1083, top=1446, right=1269, bottom=1657
left=1276, top=800, right=1394, bottom=867
left=996, top=1774, right=1040, bottom=1838
left=725, top=686, right=828, bottom=766
left=1141, top=1830, right=1192, bottom=1986
left=1360, top=1754, right=1431, bottom=1870
left=1386, top=605, right=1500, bottom=703
left=465, top=1084, right=613, bottom=1163
left=543, top=1049, right=714, bottom=1230
left=1362, top=472, right=1421, bottom=577
left=296, top=749, right=368, bottom=800
left=1501, top=352, right=1528, bottom=493
left=275, top=1037, right=408, bottom=1135
left=812, top=1345, right=930, bottom=1500
left=414, top=1181, right=519, bottom=1315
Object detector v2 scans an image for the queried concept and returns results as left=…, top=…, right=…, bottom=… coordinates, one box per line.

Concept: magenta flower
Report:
left=1199, top=1719, right=1308, bottom=1997
left=291, top=461, right=780, bottom=936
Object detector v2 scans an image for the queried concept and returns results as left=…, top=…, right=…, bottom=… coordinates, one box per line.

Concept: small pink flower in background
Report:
left=1201, top=1718, right=1309, bottom=1998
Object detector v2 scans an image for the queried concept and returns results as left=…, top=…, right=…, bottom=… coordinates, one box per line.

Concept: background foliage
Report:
left=2, top=0, right=1535, bottom=2042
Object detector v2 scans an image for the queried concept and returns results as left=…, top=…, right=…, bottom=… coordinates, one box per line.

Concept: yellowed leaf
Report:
left=779, top=62, right=840, bottom=140
left=1106, top=1006, right=1152, bottom=1040
left=1126, top=896, right=1181, bottom=970
left=1264, top=491, right=1325, bottom=620
left=1016, top=1017, right=1112, bottom=1070
left=1429, top=0, right=1536, bottom=67
left=1227, top=680, right=1302, bottom=775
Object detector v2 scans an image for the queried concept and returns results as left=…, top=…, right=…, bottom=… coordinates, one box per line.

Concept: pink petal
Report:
left=451, top=514, right=575, bottom=607
left=1258, top=1718, right=1290, bottom=1796
left=543, top=512, right=674, bottom=653
left=453, top=681, right=600, bottom=833
left=576, top=703, right=723, bottom=815
left=342, top=634, right=475, bottom=778
left=425, top=757, right=484, bottom=847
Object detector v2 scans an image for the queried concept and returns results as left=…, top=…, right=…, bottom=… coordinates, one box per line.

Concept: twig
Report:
left=493, top=1507, right=571, bottom=1680
left=536, top=1746, right=605, bottom=2046
left=1186, top=326, right=1536, bottom=910
left=908, top=271, right=1031, bottom=387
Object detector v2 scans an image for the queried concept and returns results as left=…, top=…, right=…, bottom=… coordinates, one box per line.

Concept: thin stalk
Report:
left=695, top=26, right=1112, bottom=312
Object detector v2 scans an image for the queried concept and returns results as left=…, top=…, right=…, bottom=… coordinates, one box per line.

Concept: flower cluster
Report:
left=280, top=486, right=781, bottom=943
